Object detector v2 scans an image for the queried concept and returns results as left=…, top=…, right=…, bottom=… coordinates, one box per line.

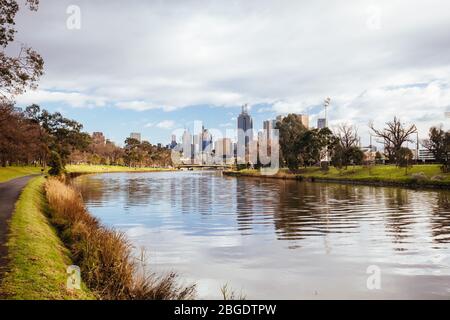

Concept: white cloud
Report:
left=12, top=0, right=450, bottom=132
left=16, top=89, right=107, bottom=108
left=156, top=120, right=176, bottom=129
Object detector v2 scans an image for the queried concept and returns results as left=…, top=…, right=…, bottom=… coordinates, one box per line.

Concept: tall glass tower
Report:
left=237, top=104, right=253, bottom=161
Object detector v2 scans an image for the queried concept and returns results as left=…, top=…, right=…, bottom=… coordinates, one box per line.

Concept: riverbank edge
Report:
left=223, top=170, right=450, bottom=190
left=0, top=176, right=95, bottom=300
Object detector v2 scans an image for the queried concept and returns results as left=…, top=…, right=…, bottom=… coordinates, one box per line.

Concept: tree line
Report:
left=276, top=114, right=449, bottom=173
left=0, top=102, right=174, bottom=173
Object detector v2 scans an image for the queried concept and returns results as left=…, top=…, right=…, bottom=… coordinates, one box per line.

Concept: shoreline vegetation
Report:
left=44, top=178, right=196, bottom=300
left=224, top=165, right=450, bottom=189
left=0, top=177, right=94, bottom=299
left=0, top=169, right=196, bottom=300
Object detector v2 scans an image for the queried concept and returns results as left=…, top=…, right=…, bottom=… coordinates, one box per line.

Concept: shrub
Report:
left=48, top=151, right=64, bottom=176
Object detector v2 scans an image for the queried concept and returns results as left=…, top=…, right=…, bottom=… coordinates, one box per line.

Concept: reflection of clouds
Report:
left=77, top=172, right=450, bottom=299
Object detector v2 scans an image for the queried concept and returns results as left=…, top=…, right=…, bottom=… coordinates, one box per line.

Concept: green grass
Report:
left=0, top=166, right=45, bottom=183
left=66, top=164, right=173, bottom=174
left=0, top=177, right=95, bottom=300
left=235, top=164, right=450, bottom=186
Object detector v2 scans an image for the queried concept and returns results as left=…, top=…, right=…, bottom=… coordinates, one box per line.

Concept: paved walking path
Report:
left=0, top=175, right=37, bottom=279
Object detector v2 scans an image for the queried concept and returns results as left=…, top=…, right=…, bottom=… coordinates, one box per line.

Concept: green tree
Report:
left=423, top=125, right=450, bottom=173
left=276, top=114, right=308, bottom=172
left=332, top=124, right=363, bottom=169
left=24, top=106, right=92, bottom=164
left=1, top=0, right=43, bottom=102
left=48, top=151, right=63, bottom=176
left=397, top=147, right=413, bottom=174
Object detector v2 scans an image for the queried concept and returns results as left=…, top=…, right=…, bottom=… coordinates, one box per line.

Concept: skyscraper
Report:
left=263, top=119, right=277, bottom=142
left=317, top=118, right=327, bottom=129
left=130, top=132, right=141, bottom=142
left=297, top=114, right=309, bottom=129
left=237, top=104, right=253, bottom=162
left=169, top=134, right=177, bottom=149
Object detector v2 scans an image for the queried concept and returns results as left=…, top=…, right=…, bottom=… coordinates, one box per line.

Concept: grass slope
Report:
left=0, top=166, right=44, bottom=183
left=235, top=165, right=450, bottom=186
left=0, top=177, right=94, bottom=300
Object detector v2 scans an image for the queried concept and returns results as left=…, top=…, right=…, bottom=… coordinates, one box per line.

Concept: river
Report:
left=73, top=171, right=450, bottom=299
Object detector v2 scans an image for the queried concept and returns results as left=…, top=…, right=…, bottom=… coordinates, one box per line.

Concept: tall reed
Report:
left=44, top=177, right=196, bottom=300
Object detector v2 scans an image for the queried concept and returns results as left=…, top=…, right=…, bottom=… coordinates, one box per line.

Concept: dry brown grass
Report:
left=44, top=177, right=196, bottom=300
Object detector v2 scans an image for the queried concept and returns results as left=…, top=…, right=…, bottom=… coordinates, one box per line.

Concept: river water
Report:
left=73, top=171, right=450, bottom=299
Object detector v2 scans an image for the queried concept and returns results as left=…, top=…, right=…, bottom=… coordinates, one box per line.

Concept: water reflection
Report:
left=73, top=171, right=450, bottom=299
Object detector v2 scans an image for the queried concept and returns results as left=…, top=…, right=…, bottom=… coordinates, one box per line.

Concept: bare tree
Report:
left=336, top=123, right=359, bottom=149
left=369, top=117, right=417, bottom=165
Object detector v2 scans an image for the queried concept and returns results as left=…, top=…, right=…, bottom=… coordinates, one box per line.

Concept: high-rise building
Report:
left=297, top=114, right=309, bottom=129
left=201, top=127, right=213, bottom=151
left=92, top=132, right=105, bottom=145
left=317, top=118, right=327, bottom=129
left=237, top=104, right=253, bottom=161
left=263, top=119, right=277, bottom=142
left=130, top=132, right=141, bottom=142
left=169, top=134, right=177, bottom=149
left=181, top=130, right=193, bottom=162
left=276, top=115, right=284, bottom=122
left=214, top=138, right=233, bottom=159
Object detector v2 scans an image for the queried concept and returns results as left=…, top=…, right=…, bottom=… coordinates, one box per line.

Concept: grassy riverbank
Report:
left=0, top=166, right=44, bottom=183
left=66, top=164, right=174, bottom=174
left=225, top=165, right=450, bottom=188
left=0, top=177, right=94, bottom=299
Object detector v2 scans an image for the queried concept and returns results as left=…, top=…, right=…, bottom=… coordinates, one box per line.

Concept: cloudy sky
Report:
left=13, top=0, right=450, bottom=145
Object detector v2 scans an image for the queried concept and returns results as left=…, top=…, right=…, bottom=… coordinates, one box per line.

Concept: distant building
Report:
left=418, top=149, right=436, bottom=162
left=169, top=134, right=177, bottom=149
left=317, top=118, right=327, bottom=129
left=263, top=119, right=277, bottom=142
left=297, top=114, right=309, bottom=129
left=181, top=130, right=193, bottom=163
left=201, top=127, right=213, bottom=151
left=276, top=114, right=308, bottom=128
left=237, top=104, right=253, bottom=162
left=92, top=132, right=105, bottom=145
left=130, top=132, right=141, bottom=142
left=214, top=138, right=233, bottom=163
